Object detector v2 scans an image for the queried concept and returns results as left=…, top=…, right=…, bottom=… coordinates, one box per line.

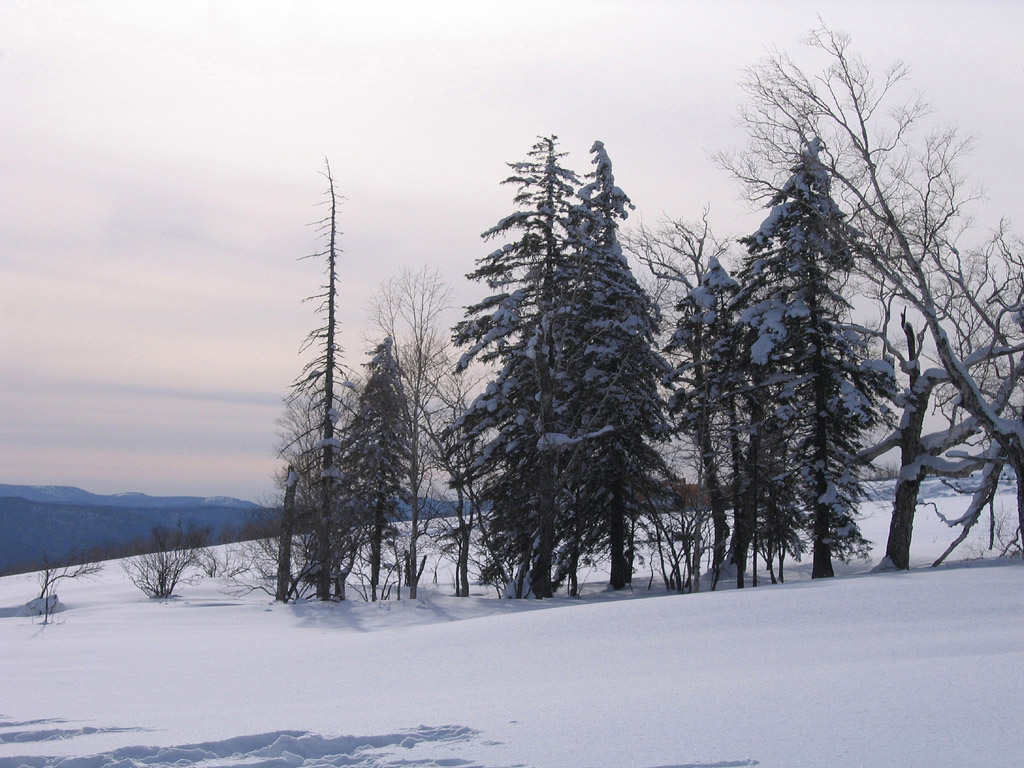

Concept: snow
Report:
left=13, top=595, right=64, bottom=617
left=689, top=285, right=716, bottom=310
left=537, top=425, right=615, bottom=450
left=2, top=481, right=1023, bottom=768
left=748, top=305, right=787, bottom=365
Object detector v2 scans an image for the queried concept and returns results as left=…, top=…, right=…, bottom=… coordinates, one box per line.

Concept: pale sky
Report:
left=2, top=1, right=1022, bottom=501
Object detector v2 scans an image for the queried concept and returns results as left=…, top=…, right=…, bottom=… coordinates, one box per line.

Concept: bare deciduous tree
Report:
left=625, top=214, right=737, bottom=588
left=425, top=365, right=488, bottom=596
left=368, top=266, right=452, bottom=599
left=34, top=551, right=103, bottom=624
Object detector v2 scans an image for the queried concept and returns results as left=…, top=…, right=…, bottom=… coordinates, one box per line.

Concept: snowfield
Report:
left=2, top=480, right=1022, bottom=768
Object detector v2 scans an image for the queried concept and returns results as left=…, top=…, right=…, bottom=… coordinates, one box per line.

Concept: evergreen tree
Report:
left=561, top=141, right=671, bottom=590
left=455, top=136, right=580, bottom=598
left=735, top=138, right=894, bottom=578
left=666, top=256, right=740, bottom=588
left=338, top=338, right=410, bottom=601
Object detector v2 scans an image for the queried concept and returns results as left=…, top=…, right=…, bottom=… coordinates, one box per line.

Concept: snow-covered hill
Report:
left=1, top=481, right=1021, bottom=768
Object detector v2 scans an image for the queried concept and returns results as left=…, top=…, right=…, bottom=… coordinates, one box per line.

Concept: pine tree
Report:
left=455, top=136, right=580, bottom=598
left=735, top=138, right=894, bottom=578
left=337, top=338, right=410, bottom=601
left=561, top=141, right=671, bottom=590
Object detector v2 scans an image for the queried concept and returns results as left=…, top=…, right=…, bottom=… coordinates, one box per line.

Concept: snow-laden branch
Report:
left=932, top=443, right=1005, bottom=566
left=536, top=424, right=615, bottom=451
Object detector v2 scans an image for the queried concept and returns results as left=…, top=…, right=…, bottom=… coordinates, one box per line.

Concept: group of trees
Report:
left=647, top=138, right=896, bottom=589
left=732, top=27, right=1024, bottom=573
left=272, top=162, right=448, bottom=602
left=455, top=137, right=670, bottom=598
left=270, top=26, right=1023, bottom=602
left=634, top=26, right=1023, bottom=587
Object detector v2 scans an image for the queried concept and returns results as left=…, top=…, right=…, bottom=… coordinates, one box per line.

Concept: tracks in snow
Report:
left=0, top=721, right=510, bottom=768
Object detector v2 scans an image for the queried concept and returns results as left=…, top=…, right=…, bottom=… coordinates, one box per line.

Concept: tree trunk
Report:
left=809, top=294, right=834, bottom=580
left=407, top=466, right=421, bottom=599
left=886, top=471, right=922, bottom=570
left=1007, top=450, right=1024, bottom=554
left=315, top=484, right=333, bottom=601
left=275, top=467, right=297, bottom=602
left=885, top=320, right=929, bottom=570
left=531, top=517, right=555, bottom=598
left=731, top=397, right=761, bottom=588
left=699, top=422, right=730, bottom=590
left=369, top=506, right=383, bottom=602
left=335, top=568, right=348, bottom=601
left=751, top=527, right=759, bottom=587
left=529, top=459, right=557, bottom=598
left=457, top=528, right=470, bottom=597
left=609, top=480, right=630, bottom=590
left=452, top=488, right=472, bottom=597
left=316, top=165, right=340, bottom=602
left=567, top=544, right=580, bottom=597
left=689, top=520, right=703, bottom=594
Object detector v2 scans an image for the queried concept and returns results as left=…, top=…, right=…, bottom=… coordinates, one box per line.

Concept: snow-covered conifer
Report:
left=735, top=138, right=894, bottom=578
left=337, top=338, right=410, bottom=601
left=666, top=255, right=740, bottom=586
left=455, top=136, right=580, bottom=598
left=560, top=141, right=671, bottom=590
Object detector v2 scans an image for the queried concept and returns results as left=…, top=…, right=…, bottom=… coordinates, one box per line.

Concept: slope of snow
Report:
left=1, top=484, right=1022, bottom=768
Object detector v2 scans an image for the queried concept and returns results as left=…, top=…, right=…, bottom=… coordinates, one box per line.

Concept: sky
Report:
left=2, top=1, right=1022, bottom=501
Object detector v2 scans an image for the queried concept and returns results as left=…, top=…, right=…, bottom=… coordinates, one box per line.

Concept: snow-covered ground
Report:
left=2, top=480, right=1022, bottom=768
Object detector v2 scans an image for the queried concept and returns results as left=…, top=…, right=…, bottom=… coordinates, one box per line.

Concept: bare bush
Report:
left=122, top=523, right=211, bottom=598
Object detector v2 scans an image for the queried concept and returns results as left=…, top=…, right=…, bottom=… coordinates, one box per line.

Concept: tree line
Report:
left=271, top=26, right=1024, bottom=602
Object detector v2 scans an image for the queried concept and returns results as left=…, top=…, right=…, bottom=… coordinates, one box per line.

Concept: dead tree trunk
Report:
left=275, top=466, right=298, bottom=602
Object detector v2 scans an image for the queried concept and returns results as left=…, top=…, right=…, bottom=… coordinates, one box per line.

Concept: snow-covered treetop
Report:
left=578, top=140, right=634, bottom=221
left=746, top=136, right=849, bottom=252
left=456, top=136, right=581, bottom=370
left=484, top=135, right=580, bottom=244
left=366, top=336, right=398, bottom=372
left=703, top=257, right=738, bottom=292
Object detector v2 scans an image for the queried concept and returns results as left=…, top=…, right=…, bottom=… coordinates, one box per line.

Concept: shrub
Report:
left=122, top=523, right=211, bottom=598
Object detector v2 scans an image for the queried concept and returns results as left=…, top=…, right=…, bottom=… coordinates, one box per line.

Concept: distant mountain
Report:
left=0, top=485, right=467, bottom=575
left=0, top=483, right=254, bottom=509
left=0, top=485, right=260, bottom=575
